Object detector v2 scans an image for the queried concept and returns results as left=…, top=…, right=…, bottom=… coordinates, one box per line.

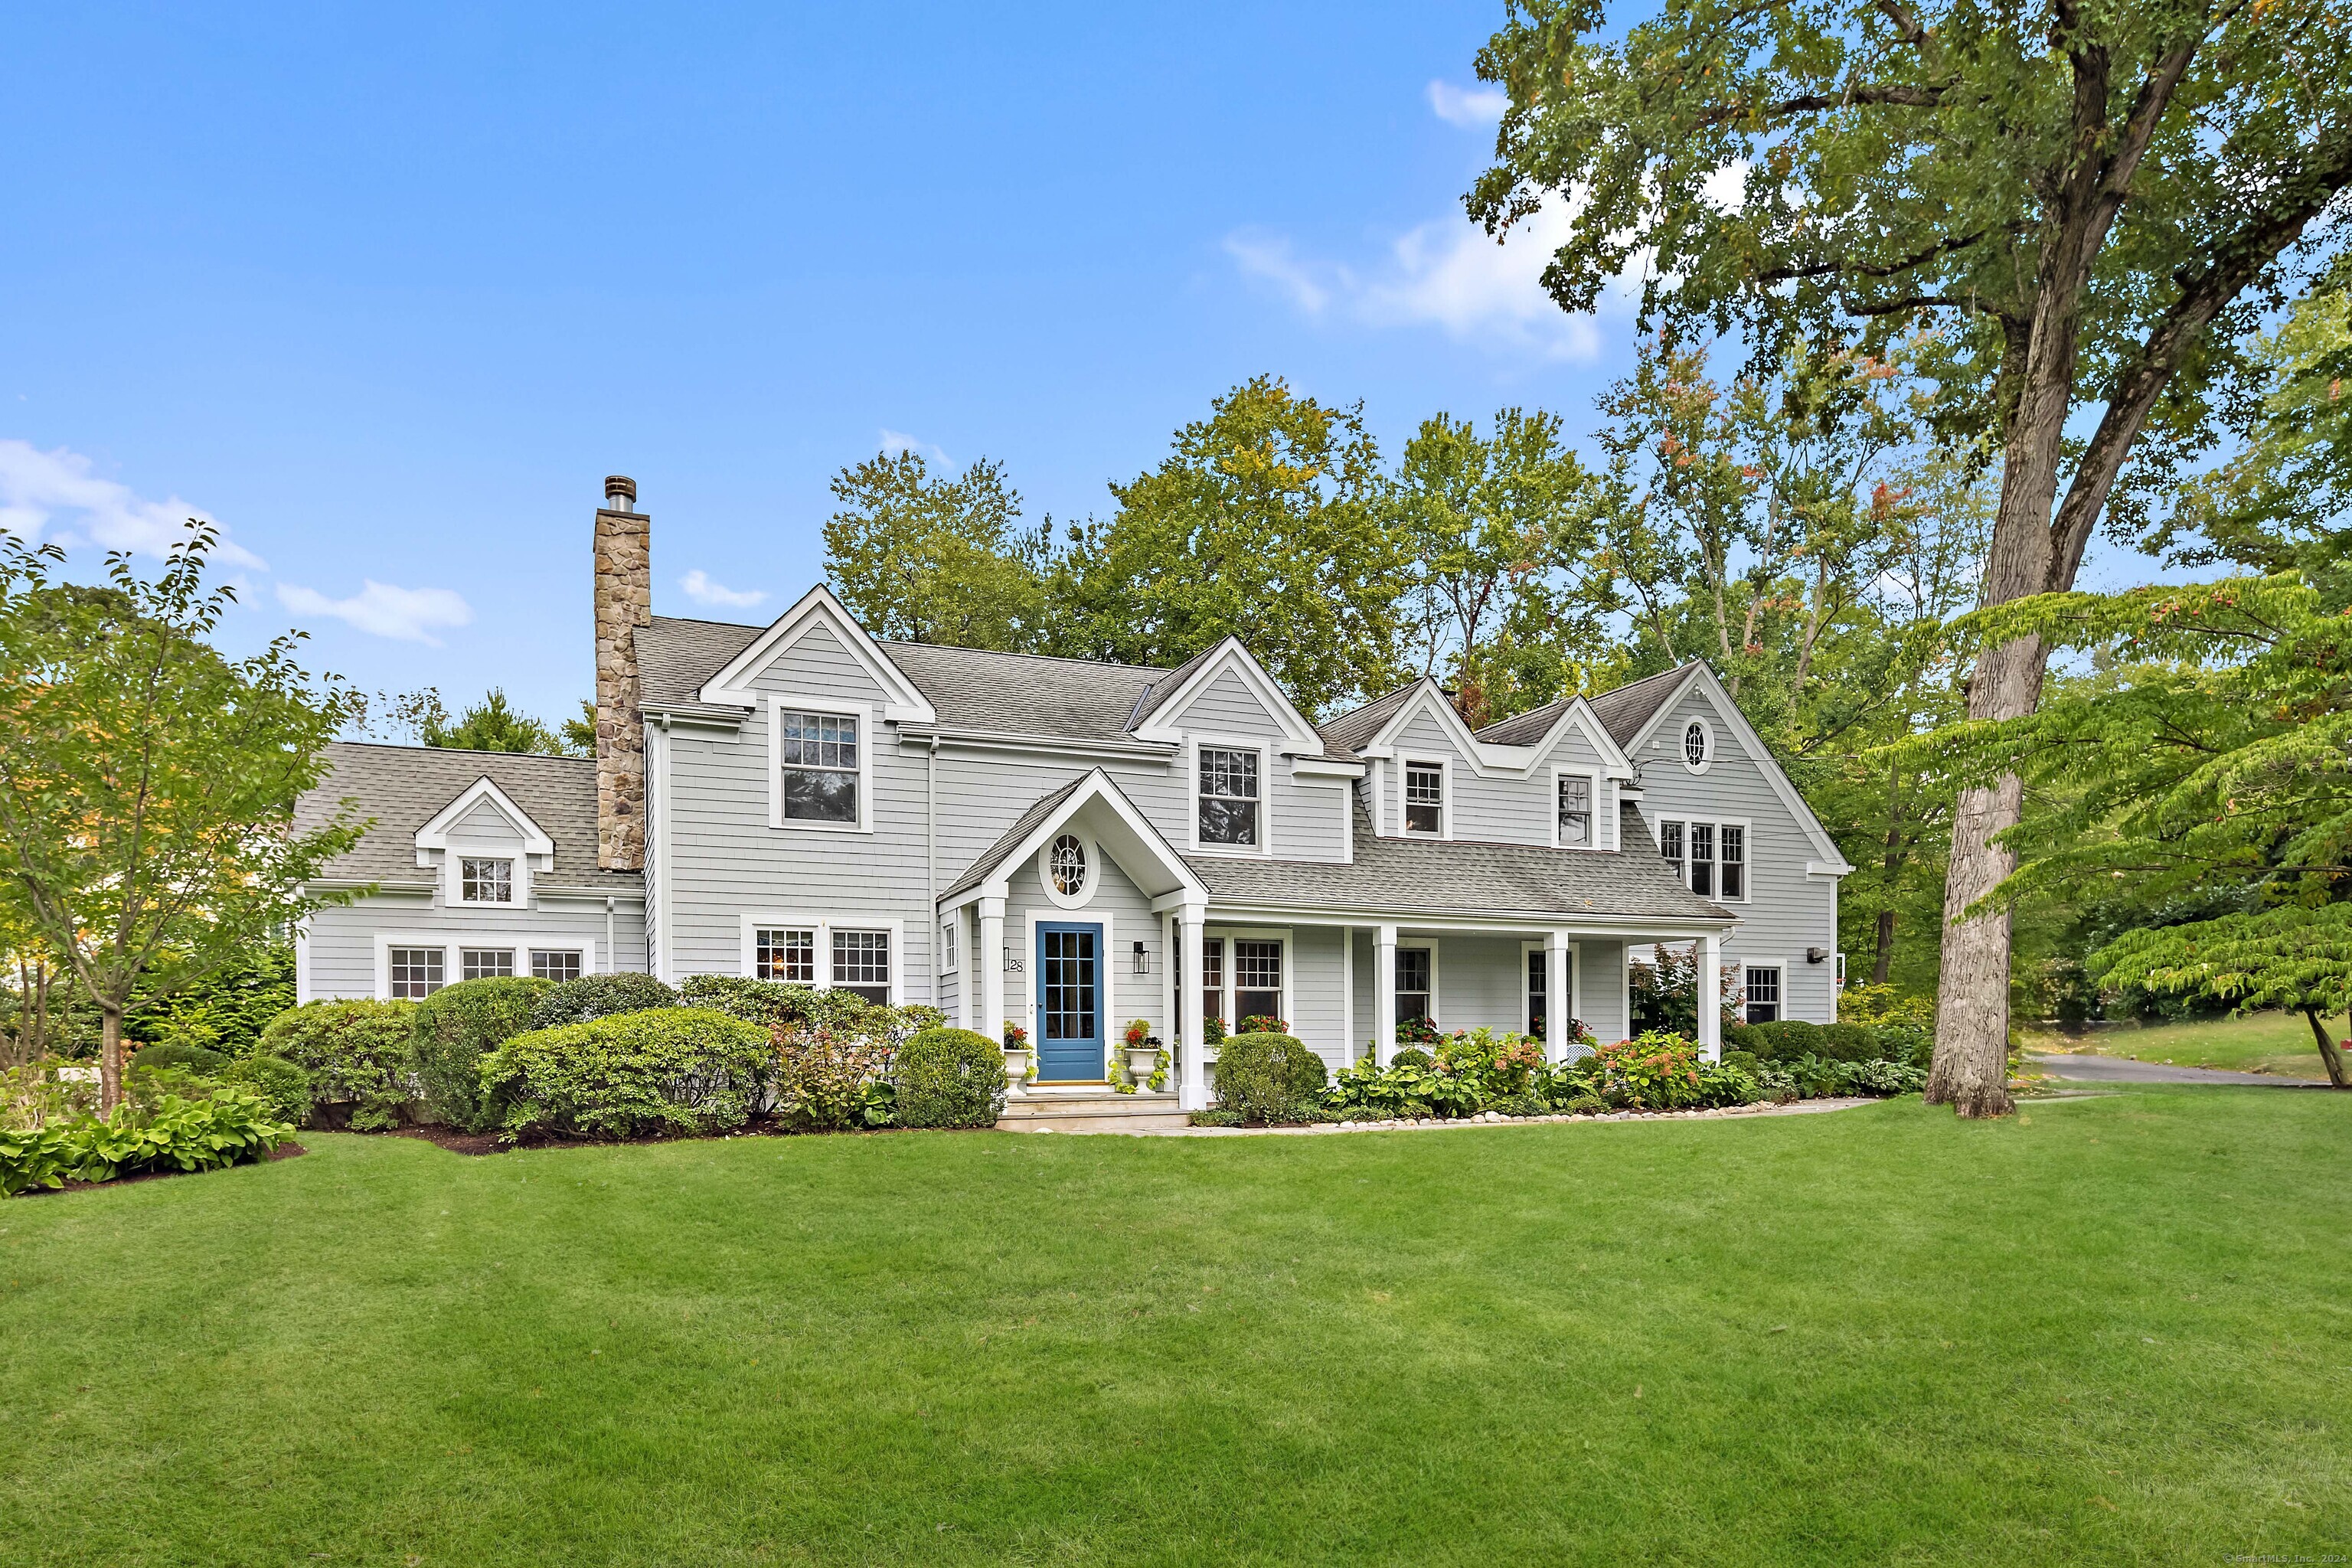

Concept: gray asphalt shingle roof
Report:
left=1475, top=662, right=1699, bottom=749
left=940, top=776, right=1088, bottom=900
left=1315, top=681, right=1419, bottom=760
left=1182, top=801, right=1730, bottom=924
left=297, top=741, right=642, bottom=891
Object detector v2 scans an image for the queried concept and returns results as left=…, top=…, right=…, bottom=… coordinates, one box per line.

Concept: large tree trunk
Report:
left=99, top=1001, right=126, bottom=1113
left=1871, top=910, right=1896, bottom=988
left=2301, top=1008, right=2350, bottom=1089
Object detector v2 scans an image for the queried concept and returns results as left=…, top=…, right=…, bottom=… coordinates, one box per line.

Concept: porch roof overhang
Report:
left=1166, top=897, right=1737, bottom=938
left=938, top=769, right=1208, bottom=913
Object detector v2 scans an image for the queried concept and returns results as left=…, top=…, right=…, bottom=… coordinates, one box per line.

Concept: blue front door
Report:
left=1035, top=923, right=1104, bottom=1081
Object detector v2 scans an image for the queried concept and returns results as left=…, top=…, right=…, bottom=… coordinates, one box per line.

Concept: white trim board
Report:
left=697, top=584, right=937, bottom=723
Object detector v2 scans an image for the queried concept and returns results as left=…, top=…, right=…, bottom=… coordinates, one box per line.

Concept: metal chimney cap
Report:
left=603, top=475, right=639, bottom=511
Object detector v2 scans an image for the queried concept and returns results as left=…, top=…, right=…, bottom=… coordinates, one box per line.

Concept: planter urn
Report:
left=1003, top=1047, right=1030, bottom=1092
left=1126, top=1045, right=1158, bottom=1083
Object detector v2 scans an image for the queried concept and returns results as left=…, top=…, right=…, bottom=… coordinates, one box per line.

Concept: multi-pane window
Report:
left=1048, top=834, right=1088, bottom=897
left=779, top=710, right=860, bottom=824
left=1234, top=939, right=1282, bottom=1028
left=1197, top=750, right=1260, bottom=847
left=1201, top=937, right=1225, bottom=1029
left=1040, top=928, right=1097, bottom=1047
left=531, top=949, right=582, bottom=982
left=1403, top=762, right=1444, bottom=835
left=756, top=927, right=817, bottom=984
left=1527, top=948, right=1548, bottom=1040
left=1684, top=720, right=1710, bottom=769
left=460, top=858, right=513, bottom=903
left=1558, top=774, right=1593, bottom=847
left=939, top=919, right=958, bottom=973
left=1396, top=948, right=1432, bottom=1024
left=1661, top=818, right=1747, bottom=900
left=831, top=929, right=891, bottom=1004
left=1745, top=965, right=1781, bottom=1024
left=462, top=948, right=514, bottom=981
left=389, top=946, right=444, bottom=999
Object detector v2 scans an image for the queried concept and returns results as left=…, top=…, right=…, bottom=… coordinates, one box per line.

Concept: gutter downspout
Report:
left=605, top=895, right=616, bottom=975
left=926, top=735, right=940, bottom=1006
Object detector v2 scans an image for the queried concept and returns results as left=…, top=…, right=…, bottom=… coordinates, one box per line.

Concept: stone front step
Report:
left=998, top=1088, right=1190, bottom=1134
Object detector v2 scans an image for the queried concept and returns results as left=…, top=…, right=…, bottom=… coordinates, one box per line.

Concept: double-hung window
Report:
left=531, top=949, right=582, bottom=982
left=1557, top=774, right=1594, bottom=847
left=1233, top=939, right=1282, bottom=1029
left=1403, top=762, right=1444, bottom=835
left=779, top=710, right=860, bottom=825
left=1201, top=937, right=1226, bottom=1029
left=755, top=926, right=818, bottom=984
left=939, top=919, right=958, bottom=973
left=462, top=948, right=514, bottom=981
left=1197, top=749, right=1260, bottom=848
left=1396, top=948, right=1432, bottom=1024
left=388, top=946, right=445, bottom=999
left=1745, top=965, right=1781, bottom=1024
left=460, top=858, right=513, bottom=903
left=1659, top=818, right=1747, bottom=900
left=831, top=929, right=892, bottom=1004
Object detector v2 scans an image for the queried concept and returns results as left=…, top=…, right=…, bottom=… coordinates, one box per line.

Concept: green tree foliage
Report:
left=2096, top=905, right=2352, bottom=1086
left=1390, top=407, right=1606, bottom=726
left=0, top=528, right=364, bottom=1109
left=124, top=942, right=296, bottom=1058
left=823, top=452, right=1050, bottom=650
left=1468, top=0, right=2352, bottom=1115
left=1054, top=376, right=1406, bottom=717
left=413, top=688, right=585, bottom=756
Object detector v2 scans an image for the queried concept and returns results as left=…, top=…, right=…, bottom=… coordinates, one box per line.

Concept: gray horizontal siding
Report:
left=300, top=895, right=647, bottom=1002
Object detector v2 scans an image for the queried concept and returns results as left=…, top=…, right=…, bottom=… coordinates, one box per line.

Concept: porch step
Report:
left=997, top=1087, right=1190, bottom=1134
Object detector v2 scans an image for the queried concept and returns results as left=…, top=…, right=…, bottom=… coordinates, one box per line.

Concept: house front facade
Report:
left=296, top=476, right=1853, bottom=1110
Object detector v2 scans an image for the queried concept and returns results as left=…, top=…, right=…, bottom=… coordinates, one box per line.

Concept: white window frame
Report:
left=459, top=946, right=518, bottom=981
left=1038, top=829, right=1100, bottom=910
left=1518, top=939, right=1580, bottom=1038
left=738, top=913, right=902, bottom=1001
left=1550, top=765, right=1602, bottom=851
left=1188, top=736, right=1272, bottom=858
left=458, top=856, right=516, bottom=905
left=1658, top=815, right=1753, bottom=903
left=1680, top=715, right=1716, bottom=775
left=1743, top=962, right=1784, bottom=1024
left=372, top=932, right=597, bottom=999
left=939, top=917, right=959, bottom=975
left=1399, top=757, right=1451, bottom=839
left=1206, top=925, right=1292, bottom=1034
left=1393, top=937, right=1441, bottom=1031
left=766, top=695, right=874, bottom=835
left=530, top=948, right=586, bottom=982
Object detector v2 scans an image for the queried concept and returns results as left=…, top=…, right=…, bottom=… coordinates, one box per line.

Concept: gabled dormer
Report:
left=413, top=776, right=556, bottom=908
left=1126, top=636, right=1349, bottom=858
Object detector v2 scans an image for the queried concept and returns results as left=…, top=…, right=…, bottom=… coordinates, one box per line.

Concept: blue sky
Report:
left=2, top=3, right=2154, bottom=726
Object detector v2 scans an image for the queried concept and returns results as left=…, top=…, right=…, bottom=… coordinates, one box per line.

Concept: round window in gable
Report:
left=1049, top=833, right=1089, bottom=897
left=1682, top=718, right=1713, bottom=772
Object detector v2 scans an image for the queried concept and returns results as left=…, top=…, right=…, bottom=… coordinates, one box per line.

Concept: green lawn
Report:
left=4, top=1093, right=2347, bottom=1566
left=2024, top=1010, right=2336, bottom=1079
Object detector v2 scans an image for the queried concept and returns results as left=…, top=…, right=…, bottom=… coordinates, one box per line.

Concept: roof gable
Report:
left=941, top=770, right=1208, bottom=907
left=1127, top=638, right=1322, bottom=751
left=1625, top=665, right=1853, bottom=874
left=697, top=586, right=936, bottom=722
left=413, top=776, right=554, bottom=859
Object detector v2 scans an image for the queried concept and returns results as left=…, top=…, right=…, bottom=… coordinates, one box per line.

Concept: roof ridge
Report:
left=649, top=612, right=767, bottom=632
left=880, top=639, right=1171, bottom=678
left=328, top=740, right=594, bottom=765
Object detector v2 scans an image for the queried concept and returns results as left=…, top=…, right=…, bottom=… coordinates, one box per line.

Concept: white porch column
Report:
left=980, top=897, right=1007, bottom=1054
left=1374, top=923, right=1398, bottom=1067
left=1697, top=930, right=1722, bottom=1062
left=1340, top=926, right=1356, bottom=1065
left=1179, top=900, right=1209, bottom=1110
left=1545, top=929, right=1573, bottom=1063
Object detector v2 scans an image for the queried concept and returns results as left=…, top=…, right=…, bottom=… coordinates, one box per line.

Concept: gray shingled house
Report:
left=296, top=477, right=1853, bottom=1122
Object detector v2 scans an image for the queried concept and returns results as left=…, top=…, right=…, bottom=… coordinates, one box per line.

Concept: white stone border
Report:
left=1018, top=1096, right=1885, bottom=1136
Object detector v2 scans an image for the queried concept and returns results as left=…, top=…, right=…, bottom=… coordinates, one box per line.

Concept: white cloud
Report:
left=1427, top=79, right=1508, bottom=127
left=0, top=439, right=265, bottom=570
left=679, top=569, right=767, bottom=609
left=879, top=429, right=951, bottom=466
left=276, top=580, right=472, bottom=645
left=1226, top=198, right=1623, bottom=361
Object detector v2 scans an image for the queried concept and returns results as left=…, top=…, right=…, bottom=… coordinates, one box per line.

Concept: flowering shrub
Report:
left=1395, top=1014, right=1442, bottom=1046
left=1236, top=1016, right=1289, bottom=1035
left=1584, top=1031, right=1707, bottom=1110
left=773, top=1021, right=897, bottom=1132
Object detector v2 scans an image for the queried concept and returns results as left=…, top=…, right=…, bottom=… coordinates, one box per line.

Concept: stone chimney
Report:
left=594, top=475, right=651, bottom=871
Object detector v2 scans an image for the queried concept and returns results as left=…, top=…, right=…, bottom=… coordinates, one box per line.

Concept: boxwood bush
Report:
left=1211, top=1031, right=1328, bottom=1124
left=530, top=972, right=679, bottom=1030
left=410, top=977, right=552, bottom=1131
left=479, top=1008, right=769, bottom=1141
left=893, top=1027, right=1008, bottom=1129
left=217, top=1055, right=312, bottom=1126
left=127, top=1042, right=229, bottom=1079
left=259, top=999, right=417, bottom=1129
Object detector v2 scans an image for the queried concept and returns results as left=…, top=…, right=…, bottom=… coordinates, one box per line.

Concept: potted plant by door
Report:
left=1002, top=1021, right=1031, bottom=1092
left=1122, top=1019, right=1158, bottom=1085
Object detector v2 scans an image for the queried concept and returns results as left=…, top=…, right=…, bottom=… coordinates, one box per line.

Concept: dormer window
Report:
left=460, top=858, right=513, bottom=903
left=1557, top=774, right=1593, bottom=848
left=1403, top=762, right=1444, bottom=835
left=1197, top=748, right=1260, bottom=847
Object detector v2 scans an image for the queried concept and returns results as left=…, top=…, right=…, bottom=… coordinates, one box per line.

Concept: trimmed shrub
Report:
left=679, top=974, right=876, bottom=1031
left=218, top=1054, right=312, bottom=1127
left=531, top=972, right=679, bottom=1031
left=1211, top=1031, right=1328, bottom=1124
left=1188, top=1108, right=1243, bottom=1128
left=260, top=1000, right=416, bottom=1129
left=128, top=1042, right=228, bottom=1078
left=1563, top=1090, right=1608, bottom=1116
left=893, top=1027, right=1008, bottom=1129
left=479, top=1008, right=769, bottom=1141
left=411, top=977, right=552, bottom=1131
left=1390, top=1047, right=1434, bottom=1070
